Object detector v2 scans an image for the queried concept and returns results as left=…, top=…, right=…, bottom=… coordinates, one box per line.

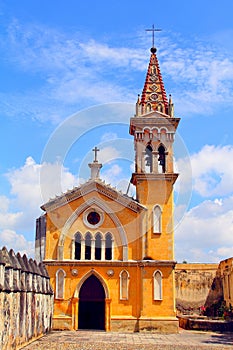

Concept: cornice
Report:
left=41, top=180, right=146, bottom=213
left=131, top=172, right=179, bottom=186
left=130, top=115, right=180, bottom=130
left=44, top=259, right=177, bottom=268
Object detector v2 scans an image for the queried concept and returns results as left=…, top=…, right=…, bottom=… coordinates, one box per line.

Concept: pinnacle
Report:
left=137, top=50, right=168, bottom=116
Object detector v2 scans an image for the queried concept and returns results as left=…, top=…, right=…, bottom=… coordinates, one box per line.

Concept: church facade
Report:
left=35, top=44, right=180, bottom=333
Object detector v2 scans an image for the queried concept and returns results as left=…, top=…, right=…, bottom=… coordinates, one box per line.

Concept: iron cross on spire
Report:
left=92, top=146, right=100, bottom=162
left=146, top=24, right=162, bottom=48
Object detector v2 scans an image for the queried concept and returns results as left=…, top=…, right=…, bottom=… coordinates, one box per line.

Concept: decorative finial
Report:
left=145, top=24, right=162, bottom=52
left=168, top=94, right=174, bottom=117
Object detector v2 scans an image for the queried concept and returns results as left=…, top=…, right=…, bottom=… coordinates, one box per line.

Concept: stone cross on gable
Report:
left=92, top=146, right=100, bottom=162
left=89, top=146, right=102, bottom=179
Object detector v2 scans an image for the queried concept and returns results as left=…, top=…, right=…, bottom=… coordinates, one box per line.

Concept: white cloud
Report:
left=175, top=196, right=233, bottom=263
left=0, top=195, right=23, bottom=230
left=101, top=163, right=132, bottom=194
left=0, top=229, right=34, bottom=258
left=39, top=160, right=80, bottom=204
left=4, top=157, right=80, bottom=232
left=0, top=196, right=11, bottom=212
left=160, top=39, right=233, bottom=115
left=1, top=20, right=233, bottom=123
left=100, top=132, right=118, bottom=143
left=0, top=156, right=83, bottom=253
left=191, top=145, right=233, bottom=197
left=0, top=155, right=89, bottom=253
left=98, top=146, right=120, bottom=164
left=51, top=75, right=135, bottom=105
left=102, top=164, right=122, bottom=180
left=0, top=211, right=23, bottom=230
left=79, top=39, right=146, bottom=70
left=217, top=246, right=233, bottom=258
left=98, top=147, right=124, bottom=186
left=176, top=144, right=233, bottom=199
left=210, top=29, right=233, bottom=52
left=94, top=142, right=134, bottom=191
left=1, top=20, right=141, bottom=118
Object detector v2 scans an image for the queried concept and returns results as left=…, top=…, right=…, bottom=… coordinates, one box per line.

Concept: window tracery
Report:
left=72, top=231, right=114, bottom=261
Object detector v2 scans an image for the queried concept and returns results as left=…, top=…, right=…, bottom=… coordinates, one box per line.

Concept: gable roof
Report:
left=41, top=178, right=146, bottom=213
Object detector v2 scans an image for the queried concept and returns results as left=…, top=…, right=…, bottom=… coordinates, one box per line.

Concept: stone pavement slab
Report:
left=20, top=329, right=233, bottom=350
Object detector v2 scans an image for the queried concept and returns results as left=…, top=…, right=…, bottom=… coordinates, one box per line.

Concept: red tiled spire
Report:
left=139, top=48, right=168, bottom=115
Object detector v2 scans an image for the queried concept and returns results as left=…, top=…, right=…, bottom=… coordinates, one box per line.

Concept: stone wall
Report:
left=175, top=263, right=223, bottom=315
left=219, top=257, right=233, bottom=309
left=0, top=247, right=54, bottom=350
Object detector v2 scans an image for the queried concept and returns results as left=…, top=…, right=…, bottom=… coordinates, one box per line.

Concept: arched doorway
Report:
left=78, top=274, right=105, bottom=330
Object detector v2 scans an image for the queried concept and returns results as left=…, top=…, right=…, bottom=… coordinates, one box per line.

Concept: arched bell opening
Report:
left=145, top=144, right=153, bottom=173
left=158, top=145, right=166, bottom=173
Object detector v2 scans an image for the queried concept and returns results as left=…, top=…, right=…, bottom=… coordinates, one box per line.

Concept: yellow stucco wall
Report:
left=46, top=262, right=177, bottom=331
left=43, top=182, right=178, bottom=332
left=44, top=190, right=144, bottom=262
left=134, top=178, right=175, bottom=261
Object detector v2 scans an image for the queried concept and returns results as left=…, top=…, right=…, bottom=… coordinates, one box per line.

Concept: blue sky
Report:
left=0, top=0, right=233, bottom=263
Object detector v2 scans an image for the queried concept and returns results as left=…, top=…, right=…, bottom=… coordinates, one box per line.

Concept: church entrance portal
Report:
left=78, top=275, right=105, bottom=330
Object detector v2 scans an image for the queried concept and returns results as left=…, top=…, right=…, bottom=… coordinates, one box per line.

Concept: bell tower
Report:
left=130, top=44, right=180, bottom=261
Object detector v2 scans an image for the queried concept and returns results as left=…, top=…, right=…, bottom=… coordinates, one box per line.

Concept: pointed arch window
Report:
left=153, top=270, right=162, bottom=300
left=158, top=145, right=166, bottom=173
left=153, top=205, right=162, bottom=234
left=95, top=233, right=102, bottom=260
left=56, top=269, right=66, bottom=299
left=145, top=144, right=153, bottom=173
left=120, top=270, right=129, bottom=300
left=85, top=232, right=92, bottom=260
left=105, top=233, right=112, bottom=260
left=74, top=232, right=81, bottom=260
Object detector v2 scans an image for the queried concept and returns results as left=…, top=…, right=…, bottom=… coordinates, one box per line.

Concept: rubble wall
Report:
left=175, top=263, right=223, bottom=315
left=0, top=247, right=54, bottom=350
left=219, top=257, right=233, bottom=308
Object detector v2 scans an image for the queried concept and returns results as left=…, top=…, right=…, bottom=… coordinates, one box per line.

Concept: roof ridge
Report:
left=41, top=178, right=146, bottom=212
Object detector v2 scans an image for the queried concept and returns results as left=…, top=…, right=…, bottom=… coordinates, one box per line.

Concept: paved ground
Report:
left=21, top=329, right=233, bottom=350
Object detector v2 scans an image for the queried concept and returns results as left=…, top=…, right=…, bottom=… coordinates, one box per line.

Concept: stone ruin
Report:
left=175, top=264, right=223, bottom=316
left=0, top=246, right=54, bottom=350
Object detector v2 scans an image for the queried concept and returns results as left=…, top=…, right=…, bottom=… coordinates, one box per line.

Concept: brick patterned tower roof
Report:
left=139, top=47, right=168, bottom=114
